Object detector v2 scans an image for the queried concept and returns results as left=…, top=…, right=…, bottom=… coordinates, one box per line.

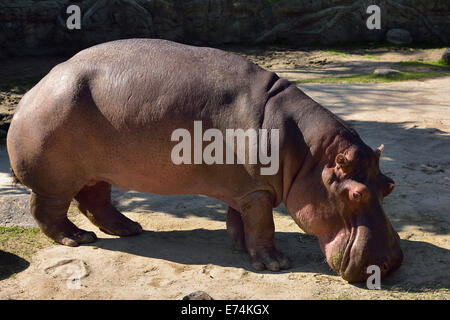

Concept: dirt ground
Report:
left=0, top=47, right=448, bottom=300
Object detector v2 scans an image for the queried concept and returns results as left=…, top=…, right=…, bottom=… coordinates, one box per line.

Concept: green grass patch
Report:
left=320, top=41, right=450, bottom=51
left=324, top=49, right=352, bottom=58
left=396, top=59, right=450, bottom=70
left=0, top=226, right=53, bottom=261
left=324, top=50, right=381, bottom=60
left=361, top=54, right=380, bottom=60
left=295, top=71, right=448, bottom=84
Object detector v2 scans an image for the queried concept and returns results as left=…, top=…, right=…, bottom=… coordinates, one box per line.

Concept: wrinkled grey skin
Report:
left=7, top=39, right=402, bottom=282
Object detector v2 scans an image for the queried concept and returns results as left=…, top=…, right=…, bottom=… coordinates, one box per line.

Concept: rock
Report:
left=373, top=68, right=401, bottom=76
left=182, top=291, right=214, bottom=300
left=386, top=29, right=413, bottom=45
left=442, top=49, right=450, bottom=64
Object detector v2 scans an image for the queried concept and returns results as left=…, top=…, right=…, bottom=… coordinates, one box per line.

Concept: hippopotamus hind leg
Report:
left=74, top=181, right=142, bottom=236
left=30, top=192, right=97, bottom=247
left=226, top=207, right=246, bottom=252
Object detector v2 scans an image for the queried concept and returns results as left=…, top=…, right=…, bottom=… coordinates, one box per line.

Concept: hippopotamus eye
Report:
left=352, top=192, right=362, bottom=201
left=341, top=180, right=369, bottom=202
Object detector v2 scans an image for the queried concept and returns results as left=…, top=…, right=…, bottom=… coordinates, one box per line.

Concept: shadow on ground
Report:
left=88, top=229, right=333, bottom=276
left=351, top=238, right=450, bottom=292
left=271, top=60, right=395, bottom=78
left=85, top=229, right=449, bottom=293
left=0, top=250, right=30, bottom=280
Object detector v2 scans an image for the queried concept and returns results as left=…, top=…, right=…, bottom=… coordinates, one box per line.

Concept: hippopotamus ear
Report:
left=335, top=153, right=350, bottom=170
left=374, top=144, right=395, bottom=196
left=374, top=144, right=384, bottom=159
left=380, top=173, right=395, bottom=197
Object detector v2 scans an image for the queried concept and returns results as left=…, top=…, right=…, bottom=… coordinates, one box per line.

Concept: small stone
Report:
left=386, top=29, right=413, bottom=45
left=182, top=291, right=214, bottom=300
left=373, top=68, right=401, bottom=76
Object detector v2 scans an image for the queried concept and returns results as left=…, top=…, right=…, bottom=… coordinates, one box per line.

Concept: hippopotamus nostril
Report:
left=381, top=261, right=389, bottom=272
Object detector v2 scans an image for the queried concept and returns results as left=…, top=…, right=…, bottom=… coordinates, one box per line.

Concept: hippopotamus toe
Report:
left=100, top=220, right=142, bottom=236
left=249, top=247, right=290, bottom=272
left=60, top=230, right=97, bottom=247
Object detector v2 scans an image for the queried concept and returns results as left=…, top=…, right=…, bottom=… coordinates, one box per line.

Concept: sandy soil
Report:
left=0, top=48, right=449, bottom=300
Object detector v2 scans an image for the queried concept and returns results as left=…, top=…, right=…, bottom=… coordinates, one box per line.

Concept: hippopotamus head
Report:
left=286, top=141, right=403, bottom=282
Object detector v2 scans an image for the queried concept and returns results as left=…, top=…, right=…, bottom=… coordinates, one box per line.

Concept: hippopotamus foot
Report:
left=236, top=191, right=290, bottom=272
left=74, top=181, right=142, bottom=236
left=249, top=246, right=290, bottom=272
left=30, top=192, right=97, bottom=247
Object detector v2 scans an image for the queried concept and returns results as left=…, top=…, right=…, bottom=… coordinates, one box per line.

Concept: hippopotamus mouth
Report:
left=338, top=227, right=357, bottom=277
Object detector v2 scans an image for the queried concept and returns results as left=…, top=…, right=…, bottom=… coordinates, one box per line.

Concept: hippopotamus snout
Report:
left=341, top=219, right=403, bottom=283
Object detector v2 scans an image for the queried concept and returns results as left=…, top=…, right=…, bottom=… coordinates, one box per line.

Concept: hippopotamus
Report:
left=7, top=39, right=403, bottom=282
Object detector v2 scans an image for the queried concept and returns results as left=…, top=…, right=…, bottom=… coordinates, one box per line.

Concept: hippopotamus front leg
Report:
left=74, top=181, right=142, bottom=236
left=231, top=191, right=290, bottom=271
left=30, top=192, right=97, bottom=247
